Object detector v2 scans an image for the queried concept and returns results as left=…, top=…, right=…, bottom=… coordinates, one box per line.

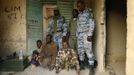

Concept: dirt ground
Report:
left=0, top=61, right=125, bottom=75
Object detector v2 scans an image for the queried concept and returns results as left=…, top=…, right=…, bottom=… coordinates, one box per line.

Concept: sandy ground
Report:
left=0, top=61, right=125, bottom=75
left=106, top=62, right=125, bottom=75
left=0, top=66, right=108, bottom=75
left=0, top=66, right=89, bottom=75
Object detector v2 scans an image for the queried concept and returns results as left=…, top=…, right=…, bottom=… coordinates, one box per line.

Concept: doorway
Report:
left=106, top=0, right=127, bottom=75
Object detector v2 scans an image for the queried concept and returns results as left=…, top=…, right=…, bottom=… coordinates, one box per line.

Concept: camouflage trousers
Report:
left=53, top=32, right=63, bottom=49
left=56, top=58, right=79, bottom=70
left=77, top=32, right=95, bottom=65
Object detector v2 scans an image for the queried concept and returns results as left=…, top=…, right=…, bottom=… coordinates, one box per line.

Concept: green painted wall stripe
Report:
left=26, top=0, right=43, bottom=55
left=57, top=0, right=74, bottom=22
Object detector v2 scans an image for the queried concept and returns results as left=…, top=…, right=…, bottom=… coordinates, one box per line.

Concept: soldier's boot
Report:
left=79, top=61, right=85, bottom=70
left=89, top=65, right=95, bottom=75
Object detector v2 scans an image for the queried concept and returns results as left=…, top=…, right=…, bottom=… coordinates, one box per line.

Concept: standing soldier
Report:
left=76, top=0, right=96, bottom=75
left=47, top=9, right=68, bottom=49
left=69, top=9, right=79, bottom=51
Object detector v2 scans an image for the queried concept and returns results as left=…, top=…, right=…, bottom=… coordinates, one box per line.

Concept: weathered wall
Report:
left=126, top=0, right=134, bottom=75
left=0, top=0, right=26, bottom=57
left=91, top=0, right=106, bottom=72
left=106, top=0, right=126, bottom=63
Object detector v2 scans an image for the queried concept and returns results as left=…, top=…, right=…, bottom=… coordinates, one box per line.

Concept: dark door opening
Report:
left=106, top=0, right=126, bottom=75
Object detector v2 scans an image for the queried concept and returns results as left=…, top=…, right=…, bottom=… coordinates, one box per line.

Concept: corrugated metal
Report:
left=43, top=0, right=57, bottom=4
left=57, top=0, right=74, bottom=22
left=27, top=0, right=43, bottom=55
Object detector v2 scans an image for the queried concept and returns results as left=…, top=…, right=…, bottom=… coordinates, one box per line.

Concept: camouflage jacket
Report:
left=77, top=8, right=95, bottom=36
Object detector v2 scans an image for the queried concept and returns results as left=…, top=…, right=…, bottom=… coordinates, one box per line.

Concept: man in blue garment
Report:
left=47, top=9, right=68, bottom=49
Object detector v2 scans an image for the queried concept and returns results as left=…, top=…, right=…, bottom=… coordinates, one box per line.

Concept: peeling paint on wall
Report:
left=0, top=0, right=26, bottom=57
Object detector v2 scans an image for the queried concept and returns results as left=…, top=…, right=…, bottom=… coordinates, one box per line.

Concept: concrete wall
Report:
left=0, top=0, right=26, bottom=57
left=90, top=0, right=106, bottom=72
left=126, top=0, right=134, bottom=75
left=106, top=0, right=126, bottom=63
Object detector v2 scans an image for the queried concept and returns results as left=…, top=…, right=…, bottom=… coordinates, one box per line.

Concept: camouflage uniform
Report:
left=55, top=48, right=80, bottom=72
left=77, top=8, right=95, bottom=66
left=69, top=18, right=77, bottom=50
left=47, top=16, right=68, bottom=49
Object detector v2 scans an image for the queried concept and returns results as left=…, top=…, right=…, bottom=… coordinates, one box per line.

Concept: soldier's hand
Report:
left=67, top=32, right=70, bottom=37
left=62, top=36, right=68, bottom=41
left=87, top=36, right=92, bottom=42
left=52, top=31, right=54, bottom=34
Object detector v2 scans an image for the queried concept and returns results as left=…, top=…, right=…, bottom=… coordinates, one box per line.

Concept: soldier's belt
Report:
left=57, top=30, right=62, bottom=32
left=78, top=27, right=89, bottom=32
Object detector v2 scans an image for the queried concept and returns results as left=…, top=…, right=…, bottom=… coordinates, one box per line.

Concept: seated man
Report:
left=40, top=34, right=57, bottom=70
left=28, top=40, right=42, bottom=68
left=55, top=39, right=80, bottom=75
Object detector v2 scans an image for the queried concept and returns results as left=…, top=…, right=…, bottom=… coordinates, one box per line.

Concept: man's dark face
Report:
left=77, top=2, right=85, bottom=12
left=62, top=42, right=68, bottom=49
left=46, top=36, right=51, bottom=44
left=73, top=10, right=78, bottom=18
left=54, top=10, right=60, bottom=16
left=37, top=42, right=42, bottom=49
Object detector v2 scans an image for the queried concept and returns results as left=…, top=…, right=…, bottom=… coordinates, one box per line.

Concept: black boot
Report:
left=79, top=61, right=85, bottom=70
left=89, top=65, right=95, bottom=75
left=94, top=59, right=98, bottom=68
